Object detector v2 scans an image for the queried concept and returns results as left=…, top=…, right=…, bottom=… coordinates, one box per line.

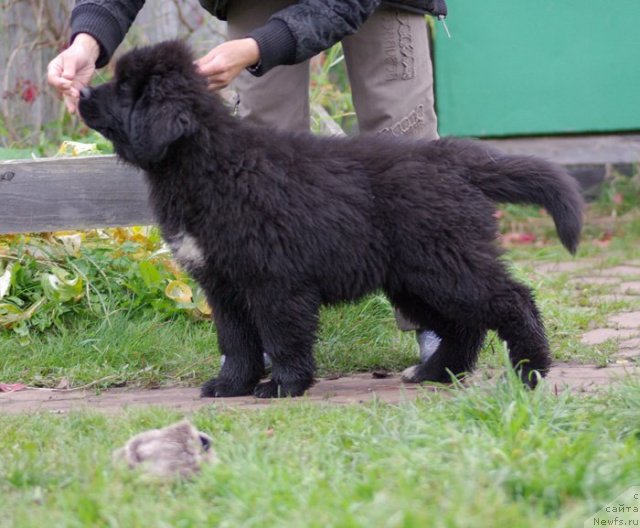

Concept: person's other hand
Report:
left=195, top=38, right=260, bottom=90
left=47, top=33, right=100, bottom=113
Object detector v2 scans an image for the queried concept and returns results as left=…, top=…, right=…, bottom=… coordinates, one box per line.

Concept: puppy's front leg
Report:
left=201, top=294, right=265, bottom=398
left=251, top=292, right=319, bottom=398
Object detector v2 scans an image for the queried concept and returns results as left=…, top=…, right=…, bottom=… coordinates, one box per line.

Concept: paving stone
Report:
left=616, top=348, right=640, bottom=359
left=0, top=374, right=425, bottom=415
left=590, top=294, right=639, bottom=304
left=620, top=282, right=640, bottom=294
left=522, top=258, right=604, bottom=275
left=544, top=363, right=638, bottom=392
left=2, top=364, right=636, bottom=415
left=609, top=311, right=640, bottom=329
left=529, top=261, right=594, bottom=274
left=619, top=337, right=640, bottom=350
left=613, top=356, right=639, bottom=364
left=570, top=276, right=622, bottom=286
left=581, top=328, right=640, bottom=345
left=594, top=266, right=640, bottom=278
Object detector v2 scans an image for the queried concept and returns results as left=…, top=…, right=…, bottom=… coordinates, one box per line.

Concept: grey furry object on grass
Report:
left=113, top=420, right=217, bottom=477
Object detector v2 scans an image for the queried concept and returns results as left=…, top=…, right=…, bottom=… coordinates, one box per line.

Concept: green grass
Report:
left=0, top=281, right=625, bottom=390
left=1, top=198, right=640, bottom=527
left=0, top=297, right=419, bottom=388
left=0, top=312, right=218, bottom=388
left=3, top=40, right=639, bottom=526
left=1, top=374, right=639, bottom=527
left=2, top=213, right=640, bottom=389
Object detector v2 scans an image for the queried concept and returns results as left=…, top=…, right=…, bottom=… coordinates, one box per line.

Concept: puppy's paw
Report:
left=200, top=377, right=256, bottom=398
left=253, top=378, right=312, bottom=399
left=400, top=365, right=421, bottom=383
left=516, top=366, right=546, bottom=389
left=400, top=364, right=462, bottom=385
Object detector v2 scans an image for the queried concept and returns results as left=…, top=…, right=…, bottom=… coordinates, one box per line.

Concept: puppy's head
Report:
left=78, top=40, right=202, bottom=168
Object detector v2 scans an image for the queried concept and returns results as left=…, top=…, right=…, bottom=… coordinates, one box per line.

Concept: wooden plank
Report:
left=0, top=156, right=154, bottom=234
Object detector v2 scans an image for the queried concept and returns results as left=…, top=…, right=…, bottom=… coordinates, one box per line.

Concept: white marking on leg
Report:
left=418, top=331, right=441, bottom=362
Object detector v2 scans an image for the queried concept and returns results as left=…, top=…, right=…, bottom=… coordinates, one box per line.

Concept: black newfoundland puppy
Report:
left=79, top=41, right=583, bottom=398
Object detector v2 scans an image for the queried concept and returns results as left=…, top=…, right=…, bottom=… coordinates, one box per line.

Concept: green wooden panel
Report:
left=433, top=0, right=640, bottom=137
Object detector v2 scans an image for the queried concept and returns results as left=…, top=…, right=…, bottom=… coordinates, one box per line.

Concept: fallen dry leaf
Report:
left=0, top=383, right=27, bottom=392
left=501, top=232, right=537, bottom=245
left=55, top=378, right=70, bottom=390
left=593, top=230, right=614, bottom=248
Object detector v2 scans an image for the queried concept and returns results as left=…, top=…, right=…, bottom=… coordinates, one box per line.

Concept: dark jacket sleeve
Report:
left=247, top=0, right=382, bottom=76
left=70, top=0, right=146, bottom=68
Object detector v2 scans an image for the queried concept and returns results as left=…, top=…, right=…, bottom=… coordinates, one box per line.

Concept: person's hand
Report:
left=47, top=33, right=100, bottom=113
left=195, top=38, right=260, bottom=91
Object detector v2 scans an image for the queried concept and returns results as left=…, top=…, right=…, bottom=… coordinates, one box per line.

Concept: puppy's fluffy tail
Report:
left=434, top=138, right=584, bottom=254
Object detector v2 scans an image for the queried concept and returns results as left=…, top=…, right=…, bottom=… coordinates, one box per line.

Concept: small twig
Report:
left=171, top=0, right=197, bottom=34
left=26, top=374, right=121, bottom=392
left=169, top=359, right=214, bottom=381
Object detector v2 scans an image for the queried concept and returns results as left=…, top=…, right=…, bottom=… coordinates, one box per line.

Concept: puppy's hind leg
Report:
left=391, top=294, right=486, bottom=384
left=402, top=323, right=486, bottom=385
left=201, top=291, right=265, bottom=398
left=487, top=281, right=551, bottom=388
left=251, top=291, right=320, bottom=398
left=389, top=293, right=486, bottom=383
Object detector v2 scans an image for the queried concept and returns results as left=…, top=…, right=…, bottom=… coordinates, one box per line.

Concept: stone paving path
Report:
left=569, top=259, right=640, bottom=356
left=1, top=257, right=639, bottom=414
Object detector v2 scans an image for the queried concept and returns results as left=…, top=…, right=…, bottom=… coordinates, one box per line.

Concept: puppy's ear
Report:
left=131, top=107, right=196, bottom=166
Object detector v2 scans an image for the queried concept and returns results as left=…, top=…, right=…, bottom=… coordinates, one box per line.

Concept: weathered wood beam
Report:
left=0, top=156, right=154, bottom=234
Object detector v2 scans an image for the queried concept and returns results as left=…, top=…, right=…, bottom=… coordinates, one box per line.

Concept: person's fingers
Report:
left=206, top=78, right=224, bottom=90
left=194, top=56, right=211, bottom=75
left=47, top=59, right=69, bottom=90
left=205, top=70, right=233, bottom=89
left=194, top=48, right=217, bottom=67
left=197, top=42, right=253, bottom=89
left=197, top=59, right=226, bottom=78
left=207, top=81, right=227, bottom=91
left=61, top=55, right=77, bottom=82
left=63, top=93, right=77, bottom=114
left=47, top=46, right=96, bottom=113
left=47, top=56, right=79, bottom=106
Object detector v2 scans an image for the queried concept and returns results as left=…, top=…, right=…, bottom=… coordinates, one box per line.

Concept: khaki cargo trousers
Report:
left=227, top=0, right=439, bottom=331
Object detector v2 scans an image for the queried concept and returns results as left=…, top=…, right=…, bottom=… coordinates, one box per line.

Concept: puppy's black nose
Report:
left=79, top=87, right=91, bottom=99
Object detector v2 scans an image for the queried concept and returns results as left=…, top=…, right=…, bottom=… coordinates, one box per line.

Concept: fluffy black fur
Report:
left=78, top=41, right=584, bottom=398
